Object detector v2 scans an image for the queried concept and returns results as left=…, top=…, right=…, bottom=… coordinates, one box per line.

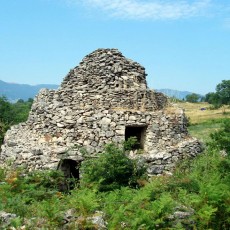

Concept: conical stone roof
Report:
left=61, top=48, right=147, bottom=90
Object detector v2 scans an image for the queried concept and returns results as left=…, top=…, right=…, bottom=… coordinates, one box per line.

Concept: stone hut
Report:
left=0, top=49, right=202, bottom=177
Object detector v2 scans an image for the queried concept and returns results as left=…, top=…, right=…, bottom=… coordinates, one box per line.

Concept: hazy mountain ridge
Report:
left=156, top=88, right=194, bottom=100
left=0, top=80, right=58, bottom=102
left=0, top=80, right=197, bottom=102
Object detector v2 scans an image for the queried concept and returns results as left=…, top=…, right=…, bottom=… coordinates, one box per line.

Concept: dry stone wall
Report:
left=0, top=49, right=202, bottom=175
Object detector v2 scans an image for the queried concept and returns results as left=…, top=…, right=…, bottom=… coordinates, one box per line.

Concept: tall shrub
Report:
left=208, top=119, right=230, bottom=154
left=81, top=142, right=146, bottom=192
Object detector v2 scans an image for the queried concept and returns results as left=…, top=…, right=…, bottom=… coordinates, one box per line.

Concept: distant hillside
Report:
left=155, top=88, right=197, bottom=100
left=0, top=80, right=59, bottom=102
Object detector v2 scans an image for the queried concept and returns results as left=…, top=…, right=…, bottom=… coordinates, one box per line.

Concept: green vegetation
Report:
left=81, top=140, right=146, bottom=192
left=185, top=93, right=201, bottom=103
left=184, top=80, right=230, bottom=107
left=1, top=120, right=230, bottom=229
left=0, top=96, right=33, bottom=143
left=205, top=80, right=230, bottom=107
left=188, top=118, right=227, bottom=142
left=208, top=119, right=230, bottom=153
left=1, top=134, right=230, bottom=229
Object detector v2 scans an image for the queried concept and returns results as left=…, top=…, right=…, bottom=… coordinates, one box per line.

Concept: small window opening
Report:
left=116, top=84, right=119, bottom=88
left=57, top=159, right=80, bottom=191
left=125, top=126, right=147, bottom=149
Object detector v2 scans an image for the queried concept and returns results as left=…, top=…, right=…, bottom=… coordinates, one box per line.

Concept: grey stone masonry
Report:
left=0, top=48, right=202, bottom=175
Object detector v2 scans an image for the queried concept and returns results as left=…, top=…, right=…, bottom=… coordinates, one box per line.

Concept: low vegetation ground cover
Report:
left=188, top=121, right=222, bottom=143
left=0, top=118, right=230, bottom=229
left=0, top=90, right=230, bottom=229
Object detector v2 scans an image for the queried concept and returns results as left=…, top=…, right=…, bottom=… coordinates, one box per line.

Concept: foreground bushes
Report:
left=1, top=149, right=230, bottom=229
left=0, top=120, right=230, bottom=229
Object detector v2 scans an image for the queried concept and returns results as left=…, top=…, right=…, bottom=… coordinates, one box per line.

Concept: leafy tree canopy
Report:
left=0, top=96, right=33, bottom=143
left=185, top=93, right=200, bottom=103
left=205, top=80, right=230, bottom=106
left=216, top=80, right=230, bottom=105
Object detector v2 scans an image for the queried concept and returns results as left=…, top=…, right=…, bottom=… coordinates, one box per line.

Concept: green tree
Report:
left=17, top=99, right=25, bottom=103
left=0, top=121, right=10, bottom=144
left=205, top=80, right=230, bottom=107
left=205, top=92, right=220, bottom=104
left=11, top=99, right=32, bottom=123
left=185, top=93, right=200, bottom=103
left=216, top=80, right=230, bottom=105
left=0, top=96, right=33, bottom=144
left=27, top=98, right=34, bottom=104
left=0, top=96, right=12, bottom=123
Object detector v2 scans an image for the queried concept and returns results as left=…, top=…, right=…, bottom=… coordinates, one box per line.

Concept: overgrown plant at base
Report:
left=123, top=136, right=139, bottom=151
left=208, top=118, right=230, bottom=155
left=0, top=168, right=67, bottom=228
left=81, top=138, right=147, bottom=192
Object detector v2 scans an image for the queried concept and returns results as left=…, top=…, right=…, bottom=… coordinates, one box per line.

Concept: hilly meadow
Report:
left=0, top=80, right=230, bottom=229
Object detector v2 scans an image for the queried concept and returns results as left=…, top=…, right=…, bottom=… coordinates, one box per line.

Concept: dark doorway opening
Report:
left=57, top=159, right=80, bottom=191
left=125, top=126, right=147, bottom=149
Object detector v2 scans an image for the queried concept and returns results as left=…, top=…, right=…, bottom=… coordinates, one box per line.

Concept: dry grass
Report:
left=175, top=102, right=230, bottom=124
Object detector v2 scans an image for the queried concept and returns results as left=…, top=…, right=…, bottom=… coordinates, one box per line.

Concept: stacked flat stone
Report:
left=0, top=48, right=202, bottom=175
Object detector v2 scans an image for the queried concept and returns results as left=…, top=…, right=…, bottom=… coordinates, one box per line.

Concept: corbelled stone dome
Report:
left=61, top=48, right=147, bottom=90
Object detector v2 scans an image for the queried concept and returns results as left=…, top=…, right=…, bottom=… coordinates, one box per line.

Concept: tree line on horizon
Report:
left=185, top=80, right=230, bottom=105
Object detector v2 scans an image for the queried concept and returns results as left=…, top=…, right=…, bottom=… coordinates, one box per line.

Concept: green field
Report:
left=174, top=102, right=230, bottom=142
left=188, top=120, right=226, bottom=143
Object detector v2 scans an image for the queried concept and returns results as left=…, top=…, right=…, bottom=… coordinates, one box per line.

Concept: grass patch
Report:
left=188, top=118, right=230, bottom=143
left=188, top=122, right=222, bottom=143
left=177, top=101, right=230, bottom=144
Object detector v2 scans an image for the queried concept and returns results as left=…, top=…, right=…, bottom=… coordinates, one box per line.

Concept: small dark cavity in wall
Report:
left=125, top=125, right=147, bottom=149
left=57, top=159, right=80, bottom=191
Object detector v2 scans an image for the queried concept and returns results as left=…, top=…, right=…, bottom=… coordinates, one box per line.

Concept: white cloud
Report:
left=78, top=0, right=211, bottom=20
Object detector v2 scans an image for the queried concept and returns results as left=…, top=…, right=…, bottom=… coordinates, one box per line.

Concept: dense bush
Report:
left=208, top=118, right=230, bottom=154
left=81, top=141, right=147, bottom=192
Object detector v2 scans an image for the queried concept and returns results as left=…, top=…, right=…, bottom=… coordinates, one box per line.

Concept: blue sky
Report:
left=0, top=0, right=230, bottom=94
